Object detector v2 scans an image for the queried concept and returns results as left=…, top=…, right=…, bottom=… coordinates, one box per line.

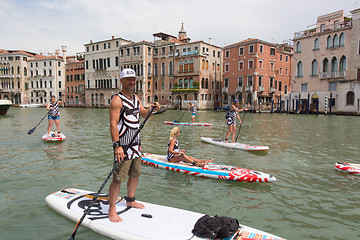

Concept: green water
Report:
left=1, top=108, right=359, bottom=240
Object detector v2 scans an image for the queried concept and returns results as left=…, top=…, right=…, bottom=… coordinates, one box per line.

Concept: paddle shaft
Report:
left=27, top=111, right=50, bottom=135
left=235, top=111, right=247, bottom=142
left=176, top=109, right=187, bottom=123
left=69, top=106, right=156, bottom=240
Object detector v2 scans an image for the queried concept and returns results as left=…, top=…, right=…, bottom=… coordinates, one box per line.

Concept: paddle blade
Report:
left=27, top=127, right=36, bottom=135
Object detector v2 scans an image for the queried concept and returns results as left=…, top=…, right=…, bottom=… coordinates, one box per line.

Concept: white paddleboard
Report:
left=46, top=188, right=285, bottom=240
left=42, top=131, right=66, bottom=142
left=201, top=137, right=269, bottom=151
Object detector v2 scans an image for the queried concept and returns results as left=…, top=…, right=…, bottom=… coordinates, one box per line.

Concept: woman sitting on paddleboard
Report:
left=167, top=127, right=213, bottom=167
left=225, top=99, right=246, bottom=143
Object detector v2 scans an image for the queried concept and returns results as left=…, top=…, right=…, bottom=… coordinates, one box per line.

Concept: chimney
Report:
left=55, top=49, right=60, bottom=55
left=90, top=40, right=93, bottom=44
left=62, top=46, right=67, bottom=64
left=209, top=38, right=212, bottom=45
left=112, top=36, right=115, bottom=40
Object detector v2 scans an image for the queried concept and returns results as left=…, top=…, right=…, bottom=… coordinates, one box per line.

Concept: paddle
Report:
left=235, top=111, right=247, bottom=142
left=69, top=105, right=156, bottom=240
left=174, top=109, right=186, bottom=123
left=27, top=111, right=50, bottom=135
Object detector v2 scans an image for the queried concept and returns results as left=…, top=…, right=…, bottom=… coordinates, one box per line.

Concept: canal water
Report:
left=0, top=107, right=359, bottom=240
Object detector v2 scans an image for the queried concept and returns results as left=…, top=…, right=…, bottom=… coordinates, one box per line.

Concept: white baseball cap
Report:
left=120, top=68, right=138, bottom=79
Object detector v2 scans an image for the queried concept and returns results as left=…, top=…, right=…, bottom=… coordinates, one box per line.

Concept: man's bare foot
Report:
left=108, top=207, right=123, bottom=222
left=126, top=201, right=145, bottom=209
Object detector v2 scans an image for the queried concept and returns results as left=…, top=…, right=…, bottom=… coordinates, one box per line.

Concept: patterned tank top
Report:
left=190, top=105, right=197, bottom=114
left=167, top=139, right=180, bottom=161
left=48, top=101, right=60, bottom=117
left=116, top=92, right=141, bottom=160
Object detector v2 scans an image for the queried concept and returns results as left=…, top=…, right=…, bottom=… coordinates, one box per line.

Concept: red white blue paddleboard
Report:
left=164, top=121, right=213, bottom=126
left=46, top=188, right=285, bottom=240
left=334, top=162, right=360, bottom=175
left=201, top=137, right=269, bottom=151
left=141, top=153, right=276, bottom=183
left=42, top=131, right=66, bottom=142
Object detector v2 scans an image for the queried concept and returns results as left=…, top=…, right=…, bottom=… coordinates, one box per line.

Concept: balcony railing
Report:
left=294, top=19, right=352, bottom=39
left=222, top=87, right=228, bottom=93
left=245, top=86, right=253, bottom=92
left=171, top=86, right=199, bottom=93
left=258, top=86, right=264, bottom=92
left=269, top=87, right=276, bottom=93
left=319, top=71, right=346, bottom=79
left=236, top=86, right=242, bottom=93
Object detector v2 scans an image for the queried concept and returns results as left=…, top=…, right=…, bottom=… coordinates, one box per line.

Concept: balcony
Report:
left=222, top=87, right=228, bottom=93
left=257, top=86, right=264, bottom=92
left=294, top=19, right=352, bottom=40
left=269, top=87, right=276, bottom=93
left=245, top=86, right=253, bottom=92
left=320, top=71, right=346, bottom=79
left=171, top=86, right=199, bottom=93
left=236, top=86, right=243, bottom=93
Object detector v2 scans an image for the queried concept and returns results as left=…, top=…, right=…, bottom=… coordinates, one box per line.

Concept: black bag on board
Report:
left=192, top=214, right=240, bottom=239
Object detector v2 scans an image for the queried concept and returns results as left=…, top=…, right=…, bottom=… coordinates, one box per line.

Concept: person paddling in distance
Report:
left=46, top=95, right=63, bottom=136
left=167, top=127, right=213, bottom=167
left=224, top=99, right=247, bottom=143
left=108, top=68, right=160, bottom=223
left=188, top=102, right=197, bottom=123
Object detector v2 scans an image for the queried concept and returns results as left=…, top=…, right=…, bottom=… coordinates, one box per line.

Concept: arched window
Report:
left=311, top=59, right=318, bottom=76
left=169, top=61, right=173, bottom=76
left=339, top=33, right=345, bottom=47
left=184, top=60, right=189, bottom=72
left=313, top=38, right=319, bottom=51
left=154, top=63, right=158, bottom=76
left=179, top=79, right=183, bottom=88
left=205, top=78, right=209, bottom=89
left=331, top=57, right=338, bottom=72
left=323, top=58, right=329, bottom=72
left=189, top=78, right=194, bottom=88
left=202, top=59, right=205, bottom=69
left=179, top=60, right=183, bottom=72
left=296, top=61, right=303, bottom=77
left=346, top=91, right=355, bottom=105
left=296, top=41, right=301, bottom=53
left=161, top=62, right=165, bottom=76
left=189, top=59, right=194, bottom=70
left=206, top=60, right=209, bottom=70
left=333, top=34, right=339, bottom=48
left=201, top=78, right=205, bottom=88
left=327, top=36, right=333, bottom=49
left=184, top=78, right=188, bottom=88
left=147, top=81, right=150, bottom=90
left=339, top=56, right=347, bottom=72
left=147, top=63, right=151, bottom=76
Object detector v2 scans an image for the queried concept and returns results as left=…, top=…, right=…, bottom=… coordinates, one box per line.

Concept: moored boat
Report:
left=19, top=103, right=42, bottom=108
left=0, top=99, right=12, bottom=115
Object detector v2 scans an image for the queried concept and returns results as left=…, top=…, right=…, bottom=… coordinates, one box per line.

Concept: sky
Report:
left=0, top=0, right=357, bottom=56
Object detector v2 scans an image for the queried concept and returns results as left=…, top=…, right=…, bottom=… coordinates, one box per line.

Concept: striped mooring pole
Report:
left=324, top=96, right=328, bottom=116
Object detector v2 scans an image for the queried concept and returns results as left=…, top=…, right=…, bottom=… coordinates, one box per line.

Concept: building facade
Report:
left=65, top=54, right=85, bottom=107
left=84, top=25, right=223, bottom=110
left=223, top=39, right=292, bottom=110
left=292, top=10, right=360, bottom=114
left=0, top=50, right=34, bottom=104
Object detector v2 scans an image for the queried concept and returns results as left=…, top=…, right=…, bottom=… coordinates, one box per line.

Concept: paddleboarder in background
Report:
left=188, top=102, right=197, bottom=123
left=167, top=127, right=213, bottom=167
left=224, top=99, right=246, bottom=143
left=46, top=96, right=63, bottom=136
left=108, top=68, right=160, bottom=222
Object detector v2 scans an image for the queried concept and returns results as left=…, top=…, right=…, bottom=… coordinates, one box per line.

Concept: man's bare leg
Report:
left=126, top=177, right=144, bottom=209
left=108, top=180, right=122, bottom=222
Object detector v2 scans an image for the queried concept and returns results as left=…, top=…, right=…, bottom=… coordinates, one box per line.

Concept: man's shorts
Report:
left=191, top=112, right=196, bottom=117
left=113, top=156, right=141, bottom=183
left=48, top=115, right=60, bottom=120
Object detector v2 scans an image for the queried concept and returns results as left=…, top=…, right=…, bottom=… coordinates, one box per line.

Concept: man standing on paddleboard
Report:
left=108, top=68, right=160, bottom=222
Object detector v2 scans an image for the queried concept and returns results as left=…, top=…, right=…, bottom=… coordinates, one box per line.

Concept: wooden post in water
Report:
left=324, top=96, right=328, bottom=116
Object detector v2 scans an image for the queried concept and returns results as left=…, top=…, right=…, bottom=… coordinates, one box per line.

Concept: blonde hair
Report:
left=169, top=127, right=180, bottom=140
